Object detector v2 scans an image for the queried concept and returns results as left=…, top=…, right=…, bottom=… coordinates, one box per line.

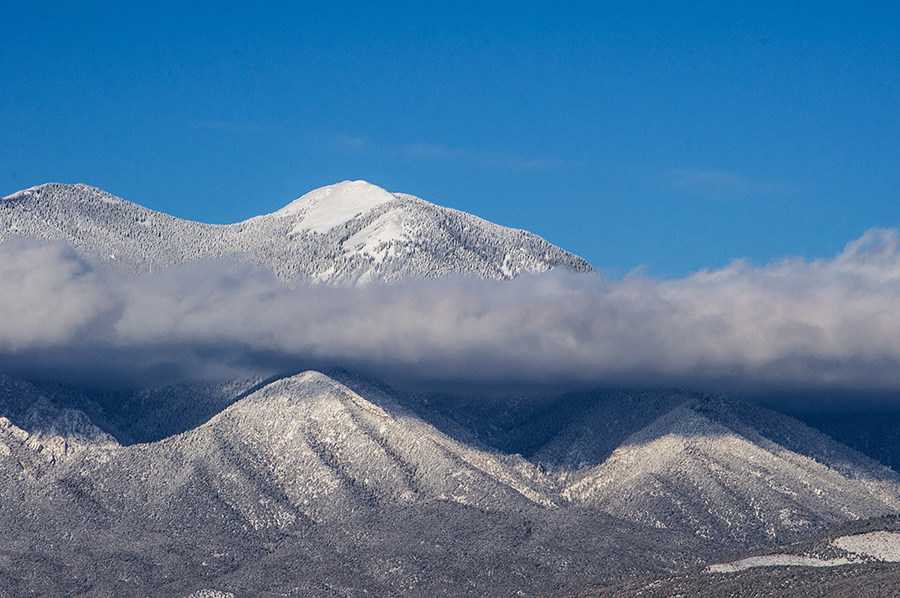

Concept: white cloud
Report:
left=3, top=230, right=900, bottom=402
left=0, top=240, right=111, bottom=350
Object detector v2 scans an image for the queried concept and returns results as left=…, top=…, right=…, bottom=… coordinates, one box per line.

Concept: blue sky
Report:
left=2, top=1, right=899, bottom=278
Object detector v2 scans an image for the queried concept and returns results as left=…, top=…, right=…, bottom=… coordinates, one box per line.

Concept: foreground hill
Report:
left=1, top=372, right=898, bottom=597
left=558, top=515, right=900, bottom=598
left=0, top=373, right=702, bottom=597
left=0, top=181, right=594, bottom=284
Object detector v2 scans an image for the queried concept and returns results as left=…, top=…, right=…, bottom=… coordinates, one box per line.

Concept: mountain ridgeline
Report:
left=3, top=371, right=900, bottom=597
left=1, top=180, right=899, bottom=597
left=0, top=181, right=595, bottom=284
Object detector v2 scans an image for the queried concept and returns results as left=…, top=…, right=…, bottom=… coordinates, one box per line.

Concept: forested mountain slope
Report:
left=1, top=373, right=898, bottom=597
left=0, top=181, right=594, bottom=284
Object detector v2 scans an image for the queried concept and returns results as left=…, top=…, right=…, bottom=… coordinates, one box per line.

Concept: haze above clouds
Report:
left=3, top=229, right=900, bottom=405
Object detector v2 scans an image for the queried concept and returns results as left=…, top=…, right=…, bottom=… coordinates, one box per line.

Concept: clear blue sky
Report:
left=3, top=1, right=899, bottom=278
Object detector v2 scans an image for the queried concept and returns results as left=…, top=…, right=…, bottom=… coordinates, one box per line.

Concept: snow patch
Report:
left=273, top=180, right=397, bottom=234
left=500, top=253, right=513, bottom=278
left=832, top=531, right=900, bottom=561
left=182, top=590, right=234, bottom=598
left=343, top=209, right=411, bottom=262
left=706, top=554, right=852, bottom=573
left=706, top=531, right=900, bottom=573
left=311, top=265, right=336, bottom=283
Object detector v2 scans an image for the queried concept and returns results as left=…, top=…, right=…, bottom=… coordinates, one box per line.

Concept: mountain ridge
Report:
left=2, top=179, right=898, bottom=597
left=1, top=181, right=595, bottom=285
left=2, top=366, right=899, bottom=596
left=0, top=370, right=715, bottom=597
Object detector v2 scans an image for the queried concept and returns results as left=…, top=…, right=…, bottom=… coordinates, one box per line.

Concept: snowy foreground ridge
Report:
left=0, top=180, right=595, bottom=284
left=2, top=370, right=900, bottom=596
left=707, top=531, right=900, bottom=572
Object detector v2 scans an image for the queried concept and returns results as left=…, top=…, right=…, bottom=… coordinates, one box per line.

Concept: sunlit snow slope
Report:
left=0, top=181, right=595, bottom=284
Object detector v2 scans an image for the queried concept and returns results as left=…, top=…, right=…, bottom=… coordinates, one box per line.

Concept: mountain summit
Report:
left=1, top=181, right=595, bottom=284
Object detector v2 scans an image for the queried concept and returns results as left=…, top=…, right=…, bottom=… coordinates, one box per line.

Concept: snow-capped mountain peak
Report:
left=1, top=181, right=596, bottom=284
left=272, top=180, right=399, bottom=234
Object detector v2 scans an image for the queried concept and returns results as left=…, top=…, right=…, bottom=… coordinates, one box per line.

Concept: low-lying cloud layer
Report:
left=3, top=230, right=900, bottom=403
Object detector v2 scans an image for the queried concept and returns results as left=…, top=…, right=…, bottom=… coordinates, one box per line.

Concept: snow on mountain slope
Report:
left=273, top=179, right=399, bottom=234
left=534, top=393, right=900, bottom=550
left=2, top=371, right=900, bottom=596
left=705, top=529, right=900, bottom=573
left=0, top=375, right=118, bottom=473
left=0, top=371, right=554, bottom=537
left=7, top=371, right=898, bottom=553
left=0, top=181, right=595, bottom=284
left=105, top=371, right=555, bottom=526
left=403, top=387, right=900, bottom=554
left=0, top=371, right=714, bottom=597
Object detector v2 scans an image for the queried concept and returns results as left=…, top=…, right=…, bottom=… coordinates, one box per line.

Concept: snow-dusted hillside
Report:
left=0, top=181, right=595, bottom=284
left=408, top=388, right=900, bottom=549
left=2, top=372, right=899, bottom=596
left=0, top=372, right=703, bottom=597
left=547, top=395, right=900, bottom=547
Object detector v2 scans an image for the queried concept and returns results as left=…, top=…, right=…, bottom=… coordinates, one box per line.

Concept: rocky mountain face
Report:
left=1, top=371, right=899, bottom=597
left=0, top=181, right=594, bottom=284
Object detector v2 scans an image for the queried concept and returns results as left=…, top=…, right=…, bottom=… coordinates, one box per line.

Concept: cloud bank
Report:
left=3, top=230, right=900, bottom=402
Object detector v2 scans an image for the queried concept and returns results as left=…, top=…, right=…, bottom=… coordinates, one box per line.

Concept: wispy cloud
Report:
left=659, top=168, right=801, bottom=199
left=331, top=134, right=369, bottom=151
left=3, top=230, right=900, bottom=406
left=396, top=142, right=572, bottom=171
left=327, top=134, right=572, bottom=171
left=193, top=121, right=270, bottom=133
